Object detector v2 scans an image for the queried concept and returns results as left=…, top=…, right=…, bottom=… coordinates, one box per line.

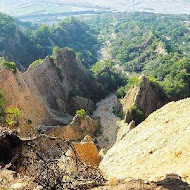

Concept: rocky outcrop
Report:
left=100, top=98, right=190, bottom=184
left=46, top=115, right=101, bottom=141
left=121, top=76, right=168, bottom=125
left=0, top=48, right=106, bottom=127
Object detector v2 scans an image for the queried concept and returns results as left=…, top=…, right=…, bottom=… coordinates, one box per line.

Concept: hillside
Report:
left=100, top=98, right=190, bottom=184
left=90, top=12, right=190, bottom=100
left=0, top=48, right=105, bottom=126
left=0, top=13, right=99, bottom=69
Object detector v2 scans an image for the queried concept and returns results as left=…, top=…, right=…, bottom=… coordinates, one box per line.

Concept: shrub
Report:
left=0, top=58, right=16, bottom=73
left=76, top=109, right=86, bottom=119
left=130, top=105, right=145, bottom=125
left=29, top=59, right=43, bottom=68
left=116, top=86, right=126, bottom=99
left=6, top=107, right=21, bottom=126
left=112, top=107, right=124, bottom=119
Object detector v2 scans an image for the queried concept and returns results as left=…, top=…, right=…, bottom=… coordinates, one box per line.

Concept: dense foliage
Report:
left=0, top=13, right=99, bottom=68
left=92, top=60, right=127, bottom=92
left=89, top=13, right=190, bottom=99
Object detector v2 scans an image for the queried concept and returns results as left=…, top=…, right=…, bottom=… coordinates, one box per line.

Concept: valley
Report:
left=0, top=8, right=190, bottom=190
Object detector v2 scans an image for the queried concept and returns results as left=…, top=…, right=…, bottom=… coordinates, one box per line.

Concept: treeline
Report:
left=0, top=13, right=99, bottom=68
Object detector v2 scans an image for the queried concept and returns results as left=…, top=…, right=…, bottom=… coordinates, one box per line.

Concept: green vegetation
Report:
left=0, top=89, right=21, bottom=126
left=92, top=60, right=127, bottom=92
left=29, top=59, right=44, bottom=68
left=5, top=107, right=21, bottom=126
left=0, top=14, right=100, bottom=68
left=116, top=76, right=141, bottom=98
left=112, top=107, right=124, bottom=119
left=89, top=12, right=190, bottom=100
left=130, top=105, right=145, bottom=125
left=76, top=109, right=86, bottom=119
left=0, top=58, right=16, bottom=73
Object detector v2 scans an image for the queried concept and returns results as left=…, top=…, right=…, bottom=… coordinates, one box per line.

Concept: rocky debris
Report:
left=0, top=48, right=106, bottom=127
left=100, top=98, right=190, bottom=184
left=0, top=129, right=105, bottom=189
left=45, top=115, right=101, bottom=141
left=93, top=176, right=190, bottom=190
left=93, top=94, right=121, bottom=150
left=121, top=76, right=168, bottom=125
left=0, top=169, right=37, bottom=189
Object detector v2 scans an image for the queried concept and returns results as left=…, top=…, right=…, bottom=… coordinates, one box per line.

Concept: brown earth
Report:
left=0, top=48, right=106, bottom=128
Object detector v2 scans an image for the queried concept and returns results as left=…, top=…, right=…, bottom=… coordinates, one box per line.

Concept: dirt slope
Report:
left=100, top=98, right=190, bottom=184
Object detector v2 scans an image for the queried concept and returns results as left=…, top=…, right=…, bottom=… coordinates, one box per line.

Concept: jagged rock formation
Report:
left=100, top=98, right=190, bottom=184
left=121, top=76, right=168, bottom=125
left=45, top=115, right=101, bottom=141
left=0, top=48, right=105, bottom=126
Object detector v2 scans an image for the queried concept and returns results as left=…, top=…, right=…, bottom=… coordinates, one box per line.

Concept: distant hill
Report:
left=0, top=0, right=189, bottom=23
left=0, top=13, right=99, bottom=68
left=0, top=0, right=190, bottom=21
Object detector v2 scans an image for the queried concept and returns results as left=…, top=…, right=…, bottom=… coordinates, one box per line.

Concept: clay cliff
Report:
left=121, top=76, right=168, bottom=125
left=0, top=48, right=106, bottom=126
left=100, top=98, right=190, bottom=184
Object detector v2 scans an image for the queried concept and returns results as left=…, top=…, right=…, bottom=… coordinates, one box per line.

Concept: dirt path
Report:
left=93, top=94, right=121, bottom=149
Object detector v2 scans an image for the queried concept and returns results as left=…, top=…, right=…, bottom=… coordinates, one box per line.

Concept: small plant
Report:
left=29, top=59, right=43, bottom=68
left=6, top=107, right=21, bottom=126
left=76, top=109, right=86, bottom=119
left=116, top=86, right=126, bottom=99
left=0, top=58, right=17, bottom=73
left=130, top=105, right=145, bottom=125
left=112, top=107, right=124, bottom=119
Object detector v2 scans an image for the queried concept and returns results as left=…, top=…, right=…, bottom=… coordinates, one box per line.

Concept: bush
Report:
left=29, top=59, right=43, bottom=68
left=6, top=107, right=21, bottom=126
left=130, top=105, right=145, bottom=125
left=116, top=86, right=126, bottom=99
left=76, top=109, right=86, bottom=119
left=0, top=58, right=17, bottom=73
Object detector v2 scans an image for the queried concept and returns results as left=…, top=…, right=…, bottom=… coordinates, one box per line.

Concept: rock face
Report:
left=46, top=115, right=101, bottom=141
left=121, top=76, right=168, bottom=124
left=100, top=98, right=190, bottom=183
left=0, top=48, right=105, bottom=126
